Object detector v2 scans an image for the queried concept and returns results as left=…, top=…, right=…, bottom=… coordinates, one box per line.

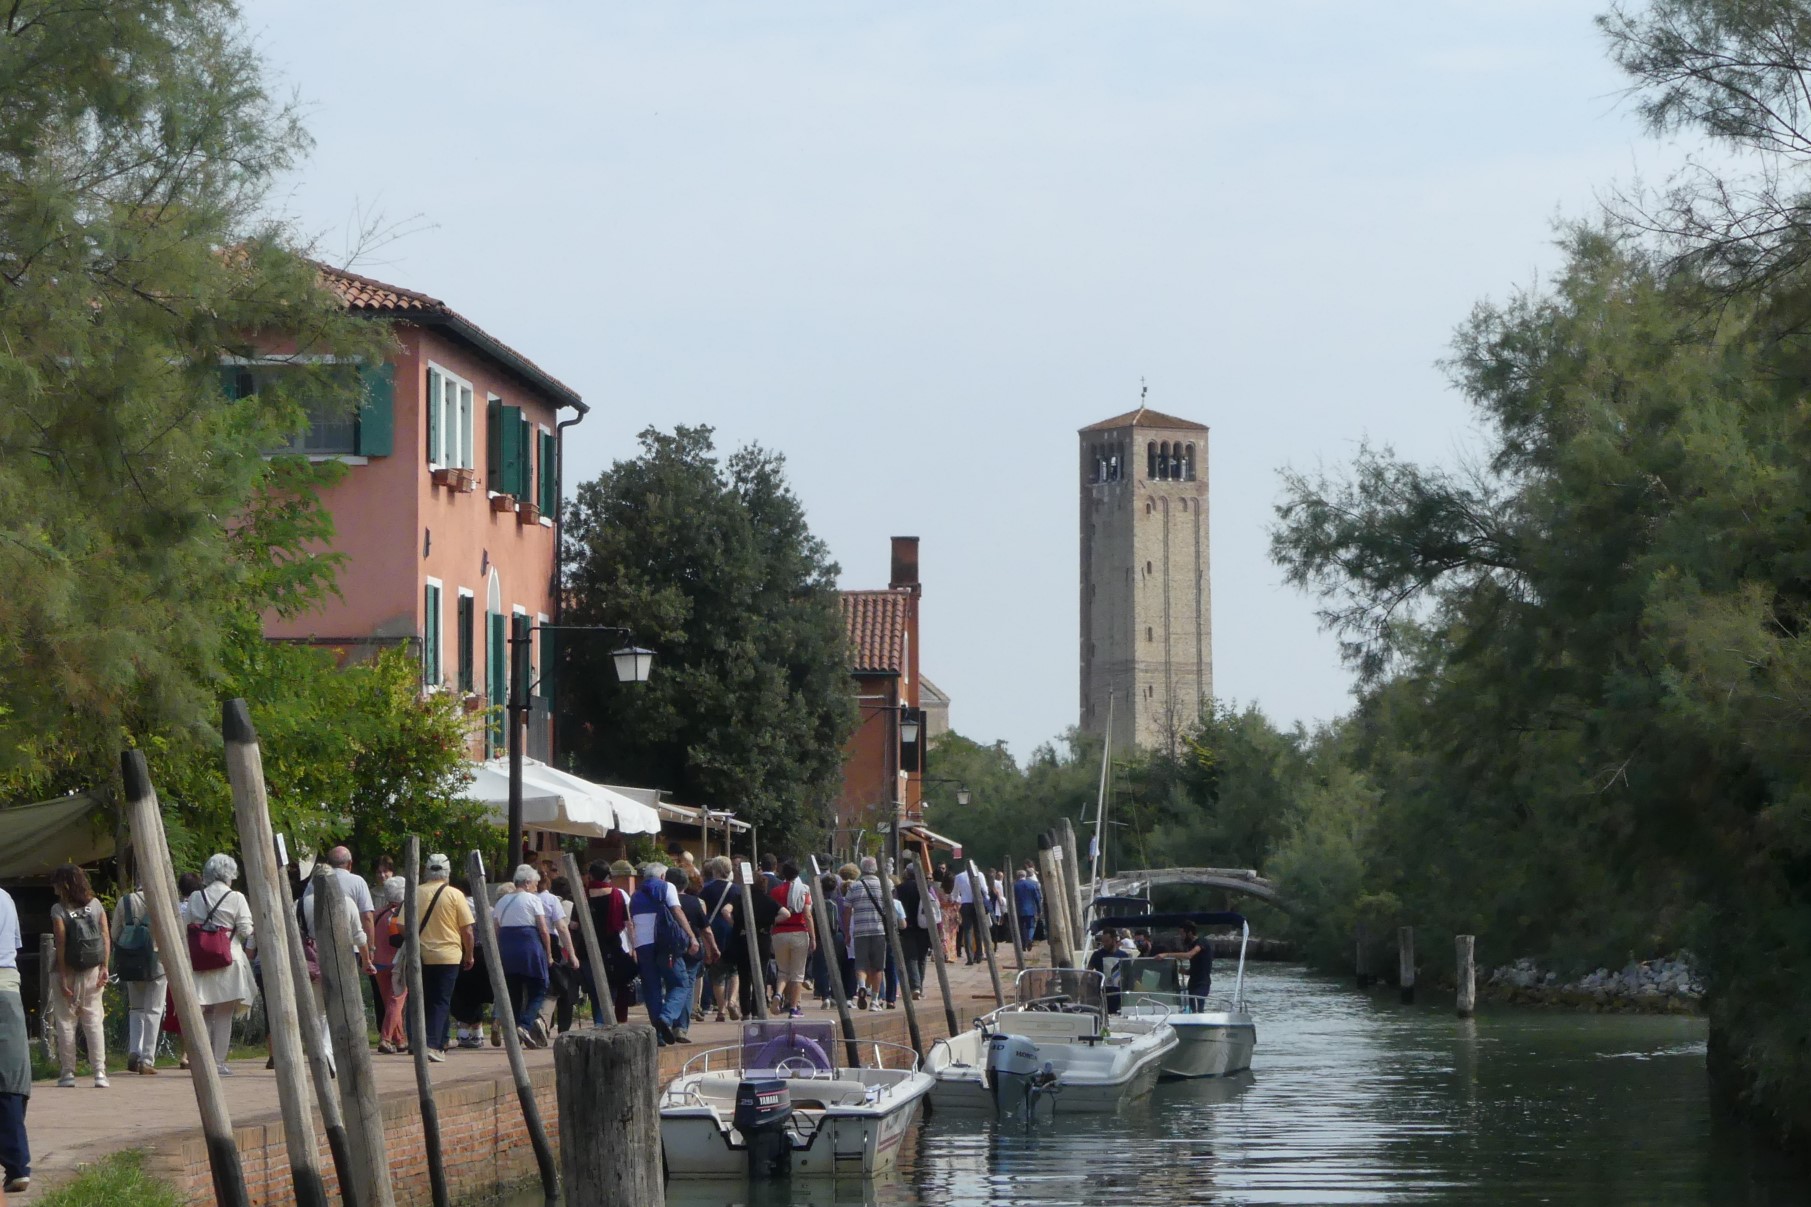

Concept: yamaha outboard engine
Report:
left=734, top=1079, right=793, bottom=1178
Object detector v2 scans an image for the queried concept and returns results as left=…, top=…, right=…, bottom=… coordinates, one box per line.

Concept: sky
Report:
left=244, top=0, right=1691, bottom=759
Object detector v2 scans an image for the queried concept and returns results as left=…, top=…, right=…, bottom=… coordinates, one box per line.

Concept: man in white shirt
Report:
left=953, top=867, right=980, bottom=965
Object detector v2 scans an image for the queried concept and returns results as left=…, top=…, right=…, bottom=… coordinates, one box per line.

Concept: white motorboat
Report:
left=925, top=969, right=1178, bottom=1116
left=1095, top=910, right=1258, bottom=1079
left=659, top=1020, right=934, bottom=1180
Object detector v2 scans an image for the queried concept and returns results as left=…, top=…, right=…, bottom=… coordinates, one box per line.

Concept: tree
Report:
left=559, top=426, right=855, bottom=852
left=0, top=0, right=388, bottom=798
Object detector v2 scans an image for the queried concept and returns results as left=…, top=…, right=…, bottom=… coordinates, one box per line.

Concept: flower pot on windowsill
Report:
left=432, top=467, right=475, bottom=492
left=490, top=493, right=517, bottom=514
left=461, top=693, right=485, bottom=713
left=516, top=501, right=541, bottom=525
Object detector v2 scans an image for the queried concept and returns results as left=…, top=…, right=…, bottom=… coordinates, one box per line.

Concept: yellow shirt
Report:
left=417, top=882, right=474, bottom=965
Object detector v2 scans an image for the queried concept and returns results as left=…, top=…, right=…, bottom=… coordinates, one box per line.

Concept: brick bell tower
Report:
left=1078, top=399, right=1212, bottom=752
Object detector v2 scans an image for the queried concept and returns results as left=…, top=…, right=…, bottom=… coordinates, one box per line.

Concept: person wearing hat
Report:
left=416, top=853, right=475, bottom=1062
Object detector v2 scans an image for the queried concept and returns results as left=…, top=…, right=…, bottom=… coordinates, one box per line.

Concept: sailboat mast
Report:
left=1091, top=692, right=1113, bottom=893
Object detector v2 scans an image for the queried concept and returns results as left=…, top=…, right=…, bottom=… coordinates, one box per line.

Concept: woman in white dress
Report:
left=184, top=854, right=257, bottom=1076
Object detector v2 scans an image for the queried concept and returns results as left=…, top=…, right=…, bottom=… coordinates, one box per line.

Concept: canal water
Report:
left=510, top=964, right=1811, bottom=1205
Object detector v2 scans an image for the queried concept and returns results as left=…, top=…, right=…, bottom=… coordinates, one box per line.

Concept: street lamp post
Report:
left=506, top=618, right=653, bottom=877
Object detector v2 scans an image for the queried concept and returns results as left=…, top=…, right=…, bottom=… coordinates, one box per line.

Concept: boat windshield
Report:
left=1116, top=958, right=1180, bottom=995
left=739, top=1019, right=837, bottom=1074
left=1016, top=968, right=1106, bottom=1012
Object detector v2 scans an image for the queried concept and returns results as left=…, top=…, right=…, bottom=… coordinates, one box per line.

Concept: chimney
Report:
left=889, top=536, right=920, bottom=595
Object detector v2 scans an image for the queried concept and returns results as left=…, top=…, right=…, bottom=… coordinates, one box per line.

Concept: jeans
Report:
left=884, top=945, right=898, bottom=1004
left=0, top=1093, right=26, bottom=1182
left=125, top=976, right=167, bottom=1063
left=637, top=946, right=682, bottom=1037
left=504, top=972, right=548, bottom=1033
left=663, top=958, right=700, bottom=1030
left=902, top=930, right=929, bottom=993
left=420, top=963, right=461, bottom=1051
left=1020, top=916, right=1038, bottom=951
left=958, top=903, right=980, bottom=962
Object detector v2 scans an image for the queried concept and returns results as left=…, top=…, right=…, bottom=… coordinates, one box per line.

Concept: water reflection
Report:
left=514, top=965, right=1811, bottom=1206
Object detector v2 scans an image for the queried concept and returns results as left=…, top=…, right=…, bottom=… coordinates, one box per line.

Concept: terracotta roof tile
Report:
left=314, top=262, right=586, bottom=413
left=1079, top=405, right=1207, bottom=433
left=842, top=590, right=911, bottom=674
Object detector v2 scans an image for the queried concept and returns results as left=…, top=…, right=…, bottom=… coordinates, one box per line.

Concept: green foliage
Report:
left=560, top=426, right=856, bottom=853
left=37, top=1150, right=180, bottom=1207
left=0, top=0, right=389, bottom=801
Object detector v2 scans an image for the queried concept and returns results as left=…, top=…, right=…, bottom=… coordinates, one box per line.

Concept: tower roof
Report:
left=1079, top=405, right=1207, bottom=433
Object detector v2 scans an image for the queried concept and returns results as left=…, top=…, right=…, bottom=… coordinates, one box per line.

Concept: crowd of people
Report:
left=0, top=842, right=1048, bottom=1198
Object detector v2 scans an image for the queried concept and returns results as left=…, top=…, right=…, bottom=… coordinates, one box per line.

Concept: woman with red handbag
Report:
left=182, top=854, right=257, bottom=1076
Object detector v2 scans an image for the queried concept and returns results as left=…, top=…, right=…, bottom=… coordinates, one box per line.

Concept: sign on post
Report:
left=739, top=860, right=755, bottom=885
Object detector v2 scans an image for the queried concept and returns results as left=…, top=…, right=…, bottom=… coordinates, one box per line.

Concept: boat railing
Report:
left=675, top=1039, right=923, bottom=1079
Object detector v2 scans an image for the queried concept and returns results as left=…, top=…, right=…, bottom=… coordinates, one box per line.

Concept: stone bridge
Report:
left=1096, top=866, right=1293, bottom=914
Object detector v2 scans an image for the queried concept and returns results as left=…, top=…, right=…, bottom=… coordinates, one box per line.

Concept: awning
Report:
left=0, top=793, right=113, bottom=879
left=466, top=758, right=662, bottom=838
left=654, top=800, right=753, bottom=834
left=900, top=821, right=963, bottom=856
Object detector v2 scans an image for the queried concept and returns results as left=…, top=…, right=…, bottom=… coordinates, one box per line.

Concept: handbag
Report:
left=186, top=889, right=234, bottom=972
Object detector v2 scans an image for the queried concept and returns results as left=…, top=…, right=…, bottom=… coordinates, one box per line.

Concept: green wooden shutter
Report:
left=423, top=582, right=442, bottom=685
left=426, top=369, right=441, bottom=463
left=497, top=404, right=526, bottom=496
left=487, top=611, right=507, bottom=752
left=538, top=430, right=557, bottom=516
left=457, top=595, right=474, bottom=693
left=515, top=411, right=531, bottom=499
left=487, top=397, right=503, bottom=489
left=355, top=361, right=394, bottom=456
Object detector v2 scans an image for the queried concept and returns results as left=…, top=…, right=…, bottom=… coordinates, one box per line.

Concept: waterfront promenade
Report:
left=25, top=957, right=1010, bottom=1202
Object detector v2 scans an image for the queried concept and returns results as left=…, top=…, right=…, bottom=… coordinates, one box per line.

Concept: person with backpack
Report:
left=843, top=857, right=890, bottom=1011
left=48, top=865, right=109, bottom=1088
left=111, top=875, right=165, bottom=1074
left=768, top=861, right=815, bottom=1018
left=629, top=861, right=698, bottom=1045
left=183, top=854, right=257, bottom=1077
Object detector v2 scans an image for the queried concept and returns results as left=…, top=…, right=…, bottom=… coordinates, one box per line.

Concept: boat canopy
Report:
left=1088, top=910, right=1247, bottom=933
left=1089, top=895, right=1152, bottom=916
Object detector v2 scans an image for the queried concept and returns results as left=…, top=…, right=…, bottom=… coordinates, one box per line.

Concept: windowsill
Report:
left=538, top=516, right=553, bottom=528
left=262, top=454, right=368, bottom=465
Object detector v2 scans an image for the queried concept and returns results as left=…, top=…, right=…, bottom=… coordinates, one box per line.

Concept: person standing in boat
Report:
left=1164, top=921, right=1212, bottom=1011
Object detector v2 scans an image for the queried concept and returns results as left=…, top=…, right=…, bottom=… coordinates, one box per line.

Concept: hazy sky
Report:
left=247, top=1, right=1687, bottom=758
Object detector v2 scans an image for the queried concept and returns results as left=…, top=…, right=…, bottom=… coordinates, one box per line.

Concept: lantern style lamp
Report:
left=611, top=645, right=656, bottom=684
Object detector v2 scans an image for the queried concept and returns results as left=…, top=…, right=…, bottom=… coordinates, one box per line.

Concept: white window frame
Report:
left=426, top=362, right=474, bottom=470
left=423, top=577, right=445, bottom=689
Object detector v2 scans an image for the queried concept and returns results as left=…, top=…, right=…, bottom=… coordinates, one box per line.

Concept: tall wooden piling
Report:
left=402, top=838, right=450, bottom=1207
left=561, top=853, right=613, bottom=1027
left=737, top=874, right=771, bottom=1020
left=555, top=1025, right=663, bottom=1205
left=1003, top=853, right=1028, bottom=971
left=1058, top=819, right=1087, bottom=946
left=468, top=852, right=560, bottom=1206
left=808, top=856, right=861, bottom=1068
left=969, top=860, right=1005, bottom=1007
left=274, top=847, right=354, bottom=1198
left=1355, top=922, right=1373, bottom=989
left=313, top=866, right=396, bottom=1207
left=222, top=700, right=327, bottom=1207
left=120, top=751, right=250, bottom=1207
left=1456, top=935, right=1477, bottom=1018
left=1398, top=926, right=1416, bottom=1004
left=917, top=843, right=960, bottom=1036
left=875, top=857, right=924, bottom=1059
left=1037, top=834, right=1073, bottom=969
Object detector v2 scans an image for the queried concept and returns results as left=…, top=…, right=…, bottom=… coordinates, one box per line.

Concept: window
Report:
left=1184, top=443, right=1196, bottom=481
left=487, top=397, right=532, bottom=497
left=423, top=580, right=444, bottom=686
left=487, top=608, right=507, bottom=754
left=456, top=590, right=475, bottom=693
left=1147, top=626, right=1154, bottom=642
left=426, top=365, right=474, bottom=468
left=1147, top=442, right=1157, bottom=479
left=231, top=360, right=391, bottom=456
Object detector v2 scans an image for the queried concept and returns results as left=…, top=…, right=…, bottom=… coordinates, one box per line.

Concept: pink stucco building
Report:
left=256, top=265, right=586, bottom=757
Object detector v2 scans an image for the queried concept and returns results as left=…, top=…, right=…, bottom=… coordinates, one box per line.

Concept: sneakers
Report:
left=530, top=1019, right=550, bottom=1048
left=126, top=1053, right=141, bottom=1073
left=56, top=1073, right=74, bottom=1088
left=672, top=1029, right=691, bottom=1044
left=376, top=1041, right=397, bottom=1055
left=139, top=1061, right=159, bottom=1075
left=94, top=1073, right=110, bottom=1088
left=4, top=1177, right=30, bottom=1194
left=459, top=1034, right=483, bottom=1050
left=787, top=1006, right=803, bottom=1019
left=427, top=1049, right=446, bottom=1063
left=489, top=1023, right=501, bottom=1048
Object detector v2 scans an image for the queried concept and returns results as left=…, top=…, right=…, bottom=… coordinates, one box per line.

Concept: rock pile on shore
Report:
left=1485, top=954, right=1703, bottom=1011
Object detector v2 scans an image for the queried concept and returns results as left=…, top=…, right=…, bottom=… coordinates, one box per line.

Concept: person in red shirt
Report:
left=768, top=861, right=815, bottom=1018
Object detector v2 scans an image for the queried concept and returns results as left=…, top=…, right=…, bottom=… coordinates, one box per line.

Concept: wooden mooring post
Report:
left=1355, top=922, right=1373, bottom=989
left=917, top=843, right=960, bottom=1037
left=402, top=838, right=450, bottom=1207
left=875, top=856, right=924, bottom=1059
left=561, top=853, right=614, bottom=1028
left=807, top=856, right=861, bottom=1069
left=1037, top=833, right=1074, bottom=970
left=222, top=700, right=328, bottom=1207
left=312, top=865, right=395, bottom=1207
left=1398, top=926, right=1416, bottom=1004
left=1003, top=852, right=1028, bottom=971
left=969, top=860, right=1005, bottom=1007
left=1456, top=934, right=1477, bottom=1018
left=737, top=872, right=771, bottom=1021
left=121, top=751, right=250, bottom=1207
left=555, top=1024, right=663, bottom=1205
left=274, top=844, right=355, bottom=1199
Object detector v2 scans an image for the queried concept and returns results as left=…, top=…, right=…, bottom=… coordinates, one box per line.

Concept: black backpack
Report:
left=64, top=902, right=106, bottom=971
left=113, top=895, right=160, bottom=982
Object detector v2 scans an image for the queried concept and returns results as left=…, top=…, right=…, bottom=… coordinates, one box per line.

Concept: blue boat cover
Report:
left=1088, top=911, right=1246, bottom=933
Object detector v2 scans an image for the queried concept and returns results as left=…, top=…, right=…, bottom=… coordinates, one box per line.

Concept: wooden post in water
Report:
left=120, top=751, right=250, bottom=1207
left=1003, top=853, right=1028, bottom=972
left=221, top=700, right=328, bottom=1207
left=561, top=853, right=614, bottom=1027
left=1398, top=926, right=1416, bottom=1004
left=1456, top=935, right=1477, bottom=1019
left=1037, top=834, right=1073, bottom=970
left=1355, top=922, right=1373, bottom=989
left=917, top=843, right=960, bottom=1037
left=555, top=1024, right=663, bottom=1205
left=874, top=856, right=924, bottom=1059
left=468, top=852, right=560, bottom=1206
left=401, top=838, right=450, bottom=1207
left=969, top=861, right=1005, bottom=1007
left=808, top=856, right=861, bottom=1068
left=274, top=846, right=354, bottom=1200
left=737, top=872, right=770, bottom=1021
left=312, top=867, right=395, bottom=1207
left=1058, top=818, right=1087, bottom=941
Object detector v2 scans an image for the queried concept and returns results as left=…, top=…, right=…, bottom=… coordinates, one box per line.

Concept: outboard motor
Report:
left=733, top=1079, right=793, bottom=1178
left=987, top=1033, right=1048, bottom=1118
